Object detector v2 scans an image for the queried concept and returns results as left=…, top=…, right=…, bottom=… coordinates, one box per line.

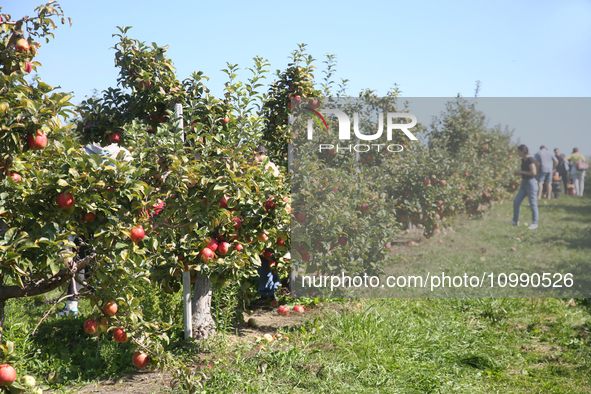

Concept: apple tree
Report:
left=74, top=28, right=291, bottom=340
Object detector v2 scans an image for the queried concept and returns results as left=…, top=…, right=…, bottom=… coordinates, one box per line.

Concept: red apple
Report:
left=129, top=226, right=145, bottom=242
left=510, top=247, right=517, bottom=252
left=15, top=38, right=30, bottom=52
left=308, top=99, right=320, bottom=108
left=0, top=364, right=16, bottom=386
left=277, top=237, right=285, bottom=246
left=218, top=241, right=230, bottom=255
left=207, top=238, right=219, bottom=252
left=231, top=217, right=242, bottom=230
left=235, top=243, right=243, bottom=251
left=84, top=212, right=96, bottom=222
left=265, top=198, right=276, bottom=210
left=132, top=351, right=149, bottom=369
left=199, top=247, right=215, bottom=262
left=84, top=319, right=99, bottom=334
left=27, top=130, right=47, bottom=150
left=113, top=328, right=128, bottom=343
left=423, top=179, right=431, bottom=186
left=464, top=173, right=469, bottom=177
left=103, top=301, right=118, bottom=316
left=221, top=116, right=229, bottom=124
left=301, top=252, right=311, bottom=262
left=220, top=197, right=228, bottom=209
left=292, top=305, right=305, bottom=314
left=247, top=318, right=257, bottom=327
left=360, top=204, right=369, bottom=212
left=23, top=61, right=32, bottom=73
left=440, top=180, right=447, bottom=186
left=8, top=173, right=21, bottom=182
left=109, top=132, right=121, bottom=144
left=138, top=80, right=151, bottom=90
left=263, top=250, right=273, bottom=259
left=403, top=190, right=410, bottom=196
left=56, top=192, right=74, bottom=209
left=278, top=305, right=290, bottom=316
left=338, top=236, right=348, bottom=246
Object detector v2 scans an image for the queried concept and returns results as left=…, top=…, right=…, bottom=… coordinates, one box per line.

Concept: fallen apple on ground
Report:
left=278, top=305, right=290, bottom=316
left=292, top=305, right=304, bottom=313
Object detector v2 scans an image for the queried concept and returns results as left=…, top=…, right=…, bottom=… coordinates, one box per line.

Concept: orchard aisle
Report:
left=388, top=194, right=591, bottom=292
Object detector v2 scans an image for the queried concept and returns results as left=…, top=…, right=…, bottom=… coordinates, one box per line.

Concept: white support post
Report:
left=175, top=103, right=184, bottom=142
left=182, top=271, right=193, bottom=339
left=288, top=115, right=294, bottom=174
left=175, top=103, right=192, bottom=339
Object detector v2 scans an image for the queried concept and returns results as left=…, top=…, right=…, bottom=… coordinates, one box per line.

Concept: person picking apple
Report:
left=254, top=144, right=279, bottom=177
left=57, top=140, right=133, bottom=317
left=251, top=143, right=284, bottom=306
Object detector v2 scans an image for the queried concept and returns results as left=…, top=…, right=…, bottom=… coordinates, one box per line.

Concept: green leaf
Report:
left=50, top=262, right=60, bottom=275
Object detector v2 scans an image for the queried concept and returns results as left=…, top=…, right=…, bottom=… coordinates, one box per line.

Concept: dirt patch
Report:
left=54, top=371, right=174, bottom=393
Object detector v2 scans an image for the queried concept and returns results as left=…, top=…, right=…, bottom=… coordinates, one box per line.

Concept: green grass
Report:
left=4, top=195, right=591, bottom=393
left=383, top=193, right=591, bottom=298
left=203, top=298, right=590, bottom=393
left=199, top=195, right=591, bottom=393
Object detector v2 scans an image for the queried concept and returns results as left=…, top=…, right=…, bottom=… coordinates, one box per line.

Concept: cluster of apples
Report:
left=14, top=37, right=34, bottom=75
left=83, top=302, right=149, bottom=369
left=278, top=304, right=305, bottom=316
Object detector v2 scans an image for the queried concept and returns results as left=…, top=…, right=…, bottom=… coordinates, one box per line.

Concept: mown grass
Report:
left=200, top=195, right=591, bottom=393
left=4, top=194, right=591, bottom=393
left=384, top=193, right=591, bottom=298
left=203, top=298, right=590, bottom=393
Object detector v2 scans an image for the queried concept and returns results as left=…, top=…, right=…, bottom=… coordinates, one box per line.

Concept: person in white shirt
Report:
left=534, top=145, right=558, bottom=199
left=57, top=141, right=133, bottom=317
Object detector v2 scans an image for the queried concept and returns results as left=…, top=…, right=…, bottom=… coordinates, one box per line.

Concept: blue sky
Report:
left=4, top=0, right=591, bottom=155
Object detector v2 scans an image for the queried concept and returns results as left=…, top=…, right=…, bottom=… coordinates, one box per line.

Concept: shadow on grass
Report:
left=539, top=198, right=591, bottom=250
left=29, top=316, right=135, bottom=382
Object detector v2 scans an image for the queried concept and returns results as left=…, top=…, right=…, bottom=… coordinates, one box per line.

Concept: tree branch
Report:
left=32, top=289, right=93, bottom=336
left=0, top=252, right=96, bottom=300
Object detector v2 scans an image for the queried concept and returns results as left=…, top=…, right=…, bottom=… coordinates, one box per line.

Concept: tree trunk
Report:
left=191, top=272, right=215, bottom=340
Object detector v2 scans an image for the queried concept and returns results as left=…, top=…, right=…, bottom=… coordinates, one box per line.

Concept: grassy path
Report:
left=203, top=195, right=591, bottom=393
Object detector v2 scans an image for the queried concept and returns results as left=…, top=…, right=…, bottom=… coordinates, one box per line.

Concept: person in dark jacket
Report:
left=554, top=148, right=569, bottom=195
